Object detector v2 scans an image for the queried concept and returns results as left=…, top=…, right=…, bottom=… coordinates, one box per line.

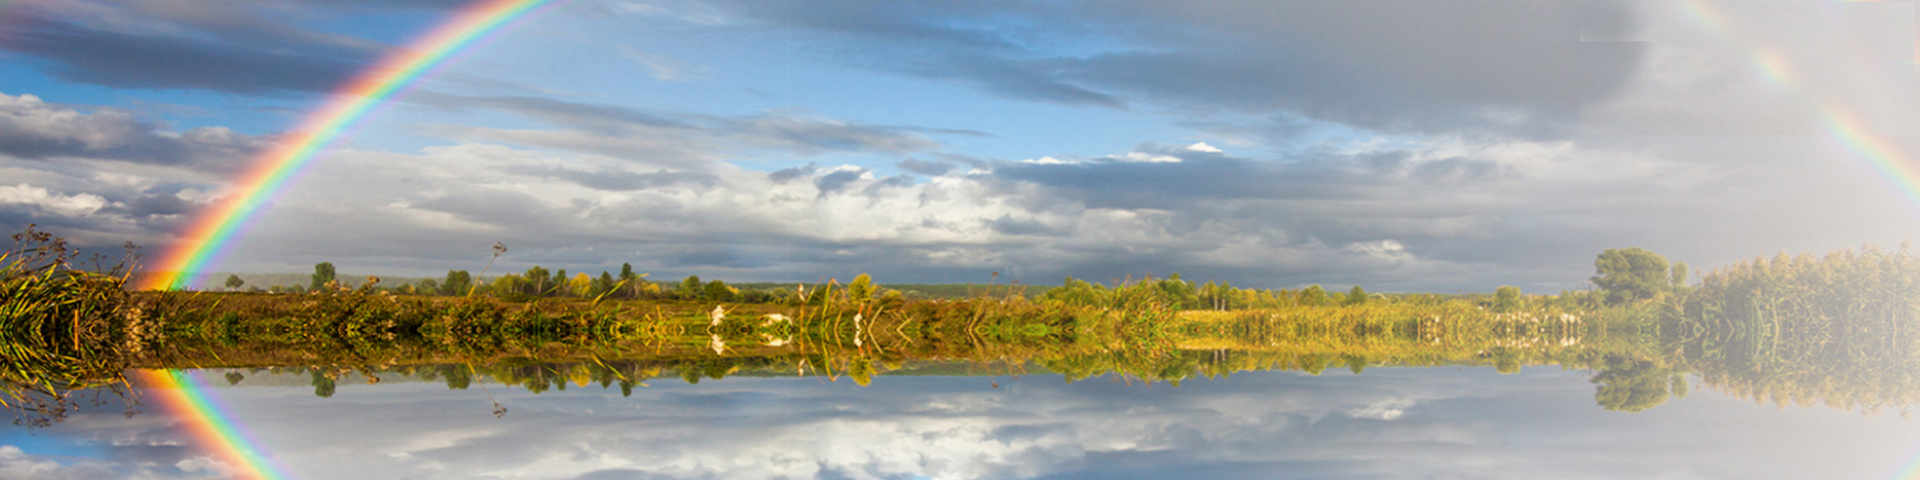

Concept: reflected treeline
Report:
left=1664, top=248, right=1920, bottom=413
left=7, top=234, right=1920, bottom=427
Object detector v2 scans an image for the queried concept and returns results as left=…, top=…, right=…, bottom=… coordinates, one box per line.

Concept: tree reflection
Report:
left=1590, top=355, right=1687, bottom=412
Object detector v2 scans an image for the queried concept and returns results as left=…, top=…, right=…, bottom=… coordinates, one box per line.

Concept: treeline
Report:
left=218, top=245, right=1699, bottom=314
left=271, top=260, right=1584, bottom=314
left=236, top=261, right=1033, bottom=304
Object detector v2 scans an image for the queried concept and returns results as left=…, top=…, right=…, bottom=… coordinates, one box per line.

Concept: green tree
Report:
left=441, top=365, right=471, bottom=390
left=1343, top=354, right=1370, bottom=374
left=1592, top=247, right=1678, bottom=305
left=594, top=272, right=616, bottom=297
left=1345, top=285, right=1368, bottom=306
left=567, top=272, right=591, bottom=297
left=1493, top=285, right=1523, bottom=313
left=224, top=274, right=245, bottom=291
left=1299, top=285, right=1329, bottom=307
left=618, top=263, right=643, bottom=298
left=523, top=266, right=551, bottom=295
left=679, top=275, right=703, bottom=299
left=417, top=278, right=440, bottom=296
left=492, top=274, right=524, bottom=296
left=848, top=358, right=877, bottom=386
left=441, top=270, right=471, bottom=296
left=1490, top=347, right=1523, bottom=374
left=310, top=262, right=336, bottom=291
left=847, top=274, right=875, bottom=302
left=1041, top=276, right=1109, bottom=307
left=704, top=279, right=736, bottom=302
left=1159, top=274, right=1197, bottom=308
left=1591, top=355, right=1685, bottom=412
left=1300, top=353, right=1330, bottom=375
left=310, top=371, right=336, bottom=398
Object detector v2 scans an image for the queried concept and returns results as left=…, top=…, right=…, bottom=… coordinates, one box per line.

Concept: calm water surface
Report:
left=6, top=365, right=1918, bottom=479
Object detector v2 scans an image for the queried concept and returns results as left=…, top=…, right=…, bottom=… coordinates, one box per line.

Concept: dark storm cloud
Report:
left=0, top=20, right=368, bottom=94
left=0, top=93, right=260, bottom=170
left=704, top=0, right=1643, bottom=136
left=502, top=164, right=719, bottom=191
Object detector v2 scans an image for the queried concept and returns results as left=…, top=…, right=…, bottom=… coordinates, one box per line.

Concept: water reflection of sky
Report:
left=6, top=367, right=1920, bottom=479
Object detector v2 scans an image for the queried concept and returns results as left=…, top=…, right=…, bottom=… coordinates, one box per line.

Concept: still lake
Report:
left=6, top=364, right=1918, bottom=480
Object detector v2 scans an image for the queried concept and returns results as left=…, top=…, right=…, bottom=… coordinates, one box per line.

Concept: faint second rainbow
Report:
left=1678, top=0, right=1920, bottom=215
left=133, top=370, right=290, bottom=480
left=138, top=0, right=563, bottom=291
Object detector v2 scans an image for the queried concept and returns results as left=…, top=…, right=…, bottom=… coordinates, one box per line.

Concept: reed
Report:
left=0, top=225, right=141, bottom=428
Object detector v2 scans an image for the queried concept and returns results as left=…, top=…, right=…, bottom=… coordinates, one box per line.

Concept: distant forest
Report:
left=205, top=270, right=1059, bottom=301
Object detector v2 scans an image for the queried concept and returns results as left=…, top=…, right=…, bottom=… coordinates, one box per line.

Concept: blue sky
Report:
left=4, top=0, right=1920, bottom=291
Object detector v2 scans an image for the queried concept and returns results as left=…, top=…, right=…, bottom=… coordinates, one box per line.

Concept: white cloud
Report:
left=1343, top=240, right=1412, bottom=263
left=0, top=445, right=158, bottom=480
left=1109, top=151, right=1181, bottom=163
left=0, top=447, right=64, bottom=480
left=0, top=92, right=257, bottom=169
left=0, top=183, right=107, bottom=217
left=1184, top=142, right=1222, bottom=153
left=1345, top=398, right=1416, bottom=420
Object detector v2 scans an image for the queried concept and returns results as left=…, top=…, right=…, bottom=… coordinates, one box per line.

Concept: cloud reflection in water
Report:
left=4, top=368, right=1920, bottom=479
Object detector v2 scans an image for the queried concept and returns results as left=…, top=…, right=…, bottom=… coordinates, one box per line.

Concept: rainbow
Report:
left=132, top=370, right=291, bottom=480
left=1678, top=0, right=1920, bottom=214
left=138, top=0, right=564, bottom=291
